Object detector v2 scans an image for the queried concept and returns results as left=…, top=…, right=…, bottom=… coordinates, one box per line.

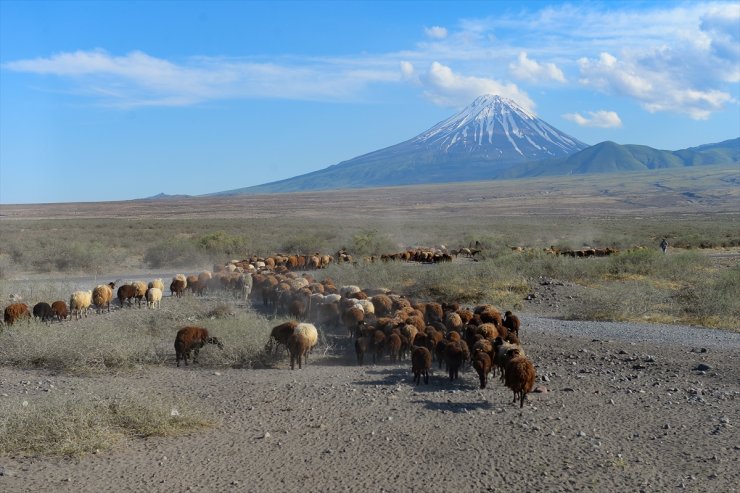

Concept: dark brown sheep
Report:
left=503, top=311, right=521, bottom=337
left=355, top=336, right=371, bottom=365
left=170, top=277, right=187, bottom=298
left=50, top=300, right=68, bottom=321
left=267, top=320, right=298, bottom=354
left=33, top=302, right=53, bottom=321
left=504, top=348, right=536, bottom=408
left=473, top=350, right=492, bottom=389
left=444, top=341, right=465, bottom=381
left=386, top=332, right=402, bottom=363
left=411, top=347, right=432, bottom=385
left=4, top=303, right=30, bottom=325
left=174, top=326, right=223, bottom=367
left=118, top=284, right=138, bottom=307
left=288, top=332, right=310, bottom=370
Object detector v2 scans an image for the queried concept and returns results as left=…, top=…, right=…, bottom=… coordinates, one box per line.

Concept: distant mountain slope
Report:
left=214, top=95, right=588, bottom=195
left=525, top=138, right=740, bottom=176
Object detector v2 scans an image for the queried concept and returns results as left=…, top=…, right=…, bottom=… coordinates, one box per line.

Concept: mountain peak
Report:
left=413, top=94, right=584, bottom=159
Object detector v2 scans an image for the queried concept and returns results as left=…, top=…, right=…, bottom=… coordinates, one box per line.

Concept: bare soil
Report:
left=1, top=316, right=738, bottom=493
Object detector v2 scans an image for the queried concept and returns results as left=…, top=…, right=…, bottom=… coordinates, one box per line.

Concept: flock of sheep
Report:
left=2, top=251, right=537, bottom=407
left=250, top=263, right=537, bottom=408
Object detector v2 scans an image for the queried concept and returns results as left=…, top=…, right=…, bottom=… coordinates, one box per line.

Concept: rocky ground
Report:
left=0, top=313, right=738, bottom=493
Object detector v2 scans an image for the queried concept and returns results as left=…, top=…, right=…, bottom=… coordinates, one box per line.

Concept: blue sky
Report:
left=1, top=0, right=738, bottom=204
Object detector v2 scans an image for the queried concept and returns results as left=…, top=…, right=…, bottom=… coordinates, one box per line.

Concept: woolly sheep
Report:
left=148, top=279, right=165, bottom=291
left=92, top=282, right=116, bottom=313
left=355, top=336, right=371, bottom=365
left=473, top=350, right=493, bottom=389
left=32, top=302, right=53, bottom=321
left=174, top=326, right=223, bottom=367
left=288, top=332, right=310, bottom=370
left=146, top=287, right=163, bottom=309
left=411, top=346, right=432, bottom=385
left=132, top=281, right=148, bottom=307
left=340, top=285, right=361, bottom=298
left=69, top=291, right=92, bottom=320
left=4, top=303, right=30, bottom=325
left=50, top=300, right=68, bottom=321
left=504, top=348, right=536, bottom=408
left=354, top=299, right=375, bottom=315
left=118, top=284, right=137, bottom=307
left=444, top=341, right=465, bottom=381
left=170, top=275, right=187, bottom=298
left=503, top=311, right=521, bottom=337
left=268, top=321, right=299, bottom=354
left=386, top=332, right=402, bottom=362
left=294, top=322, right=318, bottom=356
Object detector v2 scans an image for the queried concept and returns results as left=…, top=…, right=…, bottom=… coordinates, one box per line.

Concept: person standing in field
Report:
left=660, top=238, right=668, bottom=254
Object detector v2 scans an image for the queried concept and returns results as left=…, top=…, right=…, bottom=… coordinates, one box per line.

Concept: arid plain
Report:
left=0, top=166, right=738, bottom=492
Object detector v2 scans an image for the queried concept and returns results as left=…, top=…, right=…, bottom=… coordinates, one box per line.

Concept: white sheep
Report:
left=69, top=290, right=92, bottom=320
left=148, top=278, right=165, bottom=291
left=354, top=299, right=375, bottom=315
left=340, top=285, right=362, bottom=298
left=294, top=322, right=319, bottom=358
left=132, top=281, right=148, bottom=307
left=146, top=287, right=163, bottom=309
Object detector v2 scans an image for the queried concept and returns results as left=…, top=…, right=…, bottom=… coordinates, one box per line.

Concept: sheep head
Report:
left=207, top=337, right=224, bottom=349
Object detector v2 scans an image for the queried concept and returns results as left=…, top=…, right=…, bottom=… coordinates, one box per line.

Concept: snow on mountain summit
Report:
left=415, top=94, right=587, bottom=160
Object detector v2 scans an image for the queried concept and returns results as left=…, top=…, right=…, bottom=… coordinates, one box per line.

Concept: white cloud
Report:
left=400, top=60, right=415, bottom=80
left=563, top=110, right=622, bottom=128
left=3, top=49, right=402, bottom=107
left=421, top=62, right=534, bottom=111
left=509, top=52, right=565, bottom=83
left=424, top=26, right=448, bottom=39
left=578, top=51, right=733, bottom=119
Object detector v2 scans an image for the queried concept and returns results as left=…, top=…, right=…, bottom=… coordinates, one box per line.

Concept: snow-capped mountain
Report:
left=414, top=95, right=586, bottom=161
left=215, top=95, right=589, bottom=195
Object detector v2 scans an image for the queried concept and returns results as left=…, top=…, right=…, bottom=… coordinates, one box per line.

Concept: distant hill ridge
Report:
left=211, top=95, right=739, bottom=195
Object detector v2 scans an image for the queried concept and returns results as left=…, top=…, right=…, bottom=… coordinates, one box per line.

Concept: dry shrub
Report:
left=0, top=391, right=212, bottom=457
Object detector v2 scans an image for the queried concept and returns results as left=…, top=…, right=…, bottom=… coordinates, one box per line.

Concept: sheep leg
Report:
left=193, top=347, right=200, bottom=364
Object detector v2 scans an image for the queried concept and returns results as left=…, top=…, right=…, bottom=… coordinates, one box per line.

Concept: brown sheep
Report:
left=342, top=306, right=365, bottom=336
left=473, top=350, right=493, bottom=389
left=411, top=346, right=432, bottom=385
left=444, top=341, right=465, bottom=381
left=371, top=329, right=386, bottom=364
left=288, top=332, right=310, bottom=370
left=386, top=332, right=402, bottom=363
left=444, top=312, right=463, bottom=333
left=503, top=311, right=521, bottom=337
left=170, top=276, right=187, bottom=298
left=504, top=348, right=536, bottom=408
left=92, top=282, right=115, bottom=313
left=267, top=320, right=298, bottom=354
left=174, top=326, right=223, bottom=367
left=50, top=300, right=68, bottom=321
left=355, top=336, right=371, bottom=365
left=371, top=294, right=393, bottom=317
left=4, top=303, right=30, bottom=325
left=118, top=284, right=137, bottom=307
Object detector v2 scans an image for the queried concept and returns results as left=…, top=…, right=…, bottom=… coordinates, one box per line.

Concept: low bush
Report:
left=0, top=391, right=212, bottom=457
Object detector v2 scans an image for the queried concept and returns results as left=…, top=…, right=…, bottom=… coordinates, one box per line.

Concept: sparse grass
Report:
left=0, top=391, right=213, bottom=457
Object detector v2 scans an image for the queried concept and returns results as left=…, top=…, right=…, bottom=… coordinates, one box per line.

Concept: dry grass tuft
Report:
left=0, top=391, right=213, bottom=457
